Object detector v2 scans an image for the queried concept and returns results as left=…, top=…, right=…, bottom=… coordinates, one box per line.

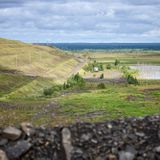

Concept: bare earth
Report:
left=83, top=70, right=122, bottom=79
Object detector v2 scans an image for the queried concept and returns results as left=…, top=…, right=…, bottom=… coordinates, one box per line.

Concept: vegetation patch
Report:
left=58, top=82, right=160, bottom=122
left=0, top=73, right=33, bottom=97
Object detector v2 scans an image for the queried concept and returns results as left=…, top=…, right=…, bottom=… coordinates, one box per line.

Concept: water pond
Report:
left=130, top=65, right=160, bottom=80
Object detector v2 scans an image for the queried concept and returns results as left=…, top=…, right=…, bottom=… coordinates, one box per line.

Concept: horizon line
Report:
left=35, top=42, right=160, bottom=44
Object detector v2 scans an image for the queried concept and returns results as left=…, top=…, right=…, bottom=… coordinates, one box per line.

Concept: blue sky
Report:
left=0, top=0, right=160, bottom=43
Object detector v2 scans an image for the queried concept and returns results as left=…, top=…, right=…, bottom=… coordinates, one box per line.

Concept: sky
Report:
left=0, top=0, right=160, bottom=43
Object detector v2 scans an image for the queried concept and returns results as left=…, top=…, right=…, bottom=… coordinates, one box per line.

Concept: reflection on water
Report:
left=130, top=65, right=160, bottom=80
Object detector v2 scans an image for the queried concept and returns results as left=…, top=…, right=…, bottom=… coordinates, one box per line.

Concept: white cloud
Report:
left=144, top=28, right=160, bottom=37
left=0, top=0, right=159, bottom=42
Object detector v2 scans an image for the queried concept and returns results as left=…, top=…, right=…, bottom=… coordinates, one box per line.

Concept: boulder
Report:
left=3, top=126, right=22, bottom=140
left=0, top=150, right=8, bottom=160
left=62, top=128, right=73, bottom=160
left=155, top=146, right=160, bottom=153
left=21, top=122, right=35, bottom=136
left=119, top=146, right=137, bottom=160
left=6, top=140, right=32, bottom=159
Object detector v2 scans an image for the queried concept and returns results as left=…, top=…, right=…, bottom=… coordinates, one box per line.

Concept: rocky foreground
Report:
left=0, top=116, right=160, bottom=160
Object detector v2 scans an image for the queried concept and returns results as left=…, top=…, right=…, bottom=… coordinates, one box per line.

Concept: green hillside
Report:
left=0, top=38, right=81, bottom=100
left=0, top=38, right=79, bottom=82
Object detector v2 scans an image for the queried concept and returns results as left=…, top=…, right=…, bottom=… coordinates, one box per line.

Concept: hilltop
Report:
left=0, top=38, right=80, bottom=82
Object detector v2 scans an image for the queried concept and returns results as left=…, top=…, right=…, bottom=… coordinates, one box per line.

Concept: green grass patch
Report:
left=0, top=73, right=57, bottom=100
left=57, top=82, right=160, bottom=122
left=0, top=73, right=33, bottom=97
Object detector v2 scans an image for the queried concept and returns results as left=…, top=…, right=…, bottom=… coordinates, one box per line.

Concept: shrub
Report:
left=64, top=73, right=85, bottom=89
left=97, top=83, right=106, bottom=89
left=127, top=75, right=139, bottom=85
left=100, top=73, right=104, bottom=79
left=83, top=63, right=94, bottom=72
left=106, top=64, right=112, bottom=69
left=93, top=74, right=96, bottom=77
left=99, top=64, right=104, bottom=71
left=63, top=82, right=70, bottom=89
left=43, top=85, right=62, bottom=96
left=115, top=59, right=120, bottom=66
left=121, top=65, right=139, bottom=85
left=43, top=88, right=54, bottom=96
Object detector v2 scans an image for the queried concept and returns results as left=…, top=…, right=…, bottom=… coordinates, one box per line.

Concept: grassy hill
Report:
left=0, top=38, right=81, bottom=100
left=0, top=38, right=79, bottom=82
left=0, top=39, right=160, bottom=127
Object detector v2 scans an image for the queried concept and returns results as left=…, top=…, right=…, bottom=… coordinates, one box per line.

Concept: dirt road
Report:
left=69, top=58, right=88, bottom=76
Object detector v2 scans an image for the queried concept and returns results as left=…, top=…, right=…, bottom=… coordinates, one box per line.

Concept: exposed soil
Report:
left=85, top=77, right=127, bottom=83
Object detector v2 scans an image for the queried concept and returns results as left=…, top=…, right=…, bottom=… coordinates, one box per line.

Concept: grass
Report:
left=0, top=73, right=58, bottom=100
left=0, top=38, right=79, bottom=83
left=0, top=100, right=50, bottom=127
left=0, top=38, right=84, bottom=127
left=1, top=80, right=159, bottom=127
left=0, top=39, right=160, bottom=127
left=0, top=73, right=32, bottom=97
left=0, top=72, right=57, bottom=127
left=84, top=50, right=160, bottom=65
left=57, top=81, right=160, bottom=122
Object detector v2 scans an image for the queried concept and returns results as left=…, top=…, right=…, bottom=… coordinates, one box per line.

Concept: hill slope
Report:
left=0, top=38, right=79, bottom=82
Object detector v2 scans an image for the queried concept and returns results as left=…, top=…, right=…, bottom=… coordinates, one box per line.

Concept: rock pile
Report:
left=0, top=115, right=160, bottom=160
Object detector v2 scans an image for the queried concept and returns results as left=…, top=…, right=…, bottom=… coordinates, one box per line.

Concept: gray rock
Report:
left=91, top=138, right=98, bottom=144
left=62, top=128, right=73, bottom=160
left=0, top=150, right=8, bottom=160
left=111, top=147, right=118, bottom=154
left=119, top=146, right=137, bottom=160
left=81, top=133, right=92, bottom=142
left=21, top=122, right=35, bottom=136
left=3, top=126, right=22, bottom=140
left=0, top=115, right=159, bottom=159
left=158, top=130, right=160, bottom=139
left=6, top=140, right=32, bottom=159
left=107, top=123, right=113, bottom=129
left=72, top=147, right=83, bottom=155
left=135, top=132, right=145, bottom=137
left=0, top=139, right=8, bottom=146
left=71, top=147, right=86, bottom=159
left=155, top=146, right=160, bottom=153
left=119, top=151, right=135, bottom=160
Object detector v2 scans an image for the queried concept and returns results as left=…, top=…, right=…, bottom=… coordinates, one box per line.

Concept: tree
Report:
left=63, top=83, right=67, bottom=90
left=99, top=64, right=104, bottom=71
left=106, top=64, right=112, bottom=69
left=65, top=73, right=85, bottom=89
left=115, top=59, right=120, bottom=66
left=100, top=73, right=104, bottom=79
left=127, top=75, right=139, bottom=85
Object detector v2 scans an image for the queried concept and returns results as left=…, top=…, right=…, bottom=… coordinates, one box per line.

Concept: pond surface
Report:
left=130, top=65, right=160, bottom=80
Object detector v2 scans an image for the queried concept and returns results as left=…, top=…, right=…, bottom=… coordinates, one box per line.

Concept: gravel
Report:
left=0, top=115, right=159, bottom=160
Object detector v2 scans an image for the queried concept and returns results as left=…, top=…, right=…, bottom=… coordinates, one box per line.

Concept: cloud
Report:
left=0, top=0, right=160, bottom=42
left=122, top=0, right=160, bottom=6
left=0, top=0, right=26, bottom=8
